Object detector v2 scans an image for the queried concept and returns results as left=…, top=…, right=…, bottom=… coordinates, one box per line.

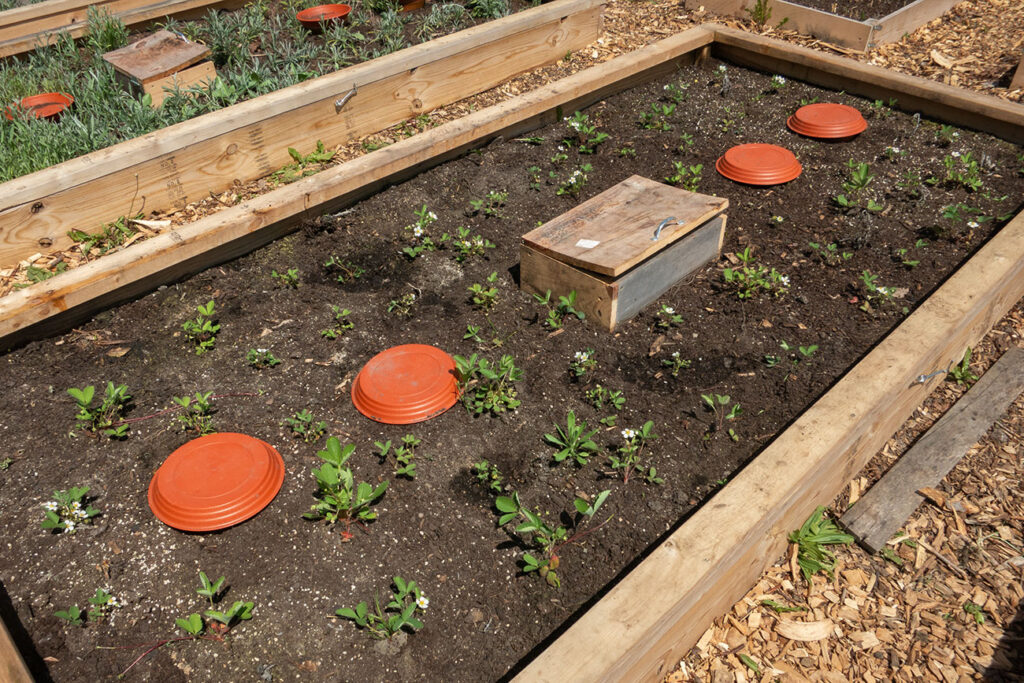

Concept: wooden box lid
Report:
left=102, top=30, right=211, bottom=85
left=522, top=175, right=728, bottom=277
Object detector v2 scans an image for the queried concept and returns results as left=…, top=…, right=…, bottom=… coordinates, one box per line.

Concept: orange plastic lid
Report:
left=296, top=3, right=350, bottom=28
left=352, top=344, right=459, bottom=424
left=787, top=103, right=867, bottom=139
left=4, top=93, right=74, bottom=121
left=716, top=143, right=802, bottom=185
left=148, top=433, right=285, bottom=532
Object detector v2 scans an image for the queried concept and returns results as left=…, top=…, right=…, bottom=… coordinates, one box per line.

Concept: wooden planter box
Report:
left=520, top=176, right=727, bottom=330
left=103, top=30, right=217, bottom=108
left=687, top=0, right=960, bottom=51
left=2, top=23, right=1023, bottom=683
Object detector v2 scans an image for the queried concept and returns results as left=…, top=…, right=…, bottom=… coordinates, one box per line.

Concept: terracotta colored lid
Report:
left=716, top=143, right=802, bottom=185
left=352, top=344, right=459, bottom=424
left=296, top=3, right=350, bottom=29
left=787, top=103, right=867, bottom=139
left=4, top=93, right=74, bottom=121
left=148, top=433, right=285, bottom=532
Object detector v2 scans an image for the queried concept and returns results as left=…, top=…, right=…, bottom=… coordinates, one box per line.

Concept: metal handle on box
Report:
left=652, top=216, right=677, bottom=241
left=335, top=85, right=358, bottom=113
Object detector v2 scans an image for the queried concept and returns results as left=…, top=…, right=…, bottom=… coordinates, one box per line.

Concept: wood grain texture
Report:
left=521, top=175, right=727, bottom=276
left=710, top=26, right=1024, bottom=144
left=1012, top=52, right=1024, bottom=91
left=520, top=245, right=618, bottom=329
left=0, top=0, right=245, bottom=58
left=144, top=60, right=217, bottom=106
left=0, top=615, right=32, bottom=683
left=0, top=0, right=605, bottom=268
left=869, top=0, right=960, bottom=46
left=514, top=209, right=1024, bottom=683
left=0, top=26, right=716, bottom=348
left=683, top=0, right=873, bottom=50
left=841, top=346, right=1024, bottom=553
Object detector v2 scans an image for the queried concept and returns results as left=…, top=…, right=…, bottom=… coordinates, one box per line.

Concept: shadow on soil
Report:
left=0, top=579, right=54, bottom=682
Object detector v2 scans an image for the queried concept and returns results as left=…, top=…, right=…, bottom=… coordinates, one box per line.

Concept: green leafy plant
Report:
left=175, top=613, right=205, bottom=636
left=702, top=394, right=741, bottom=439
left=943, top=151, right=983, bottom=192
left=654, top=304, right=683, bottom=330
left=472, top=459, right=504, bottom=493
left=555, top=163, right=592, bottom=198
left=41, top=486, right=100, bottom=534
left=336, top=576, right=428, bottom=639
left=284, top=409, right=327, bottom=443
left=246, top=348, right=281, bottom=368
left=451, top=226, right=495, bottom=262
left=375, top=434, right=420, bottom=479
left=833, top=160, right=882, bottom=212
left=544, top=411, right=598, bottom=466
left=808, top=241, right=852, bottom=266
left=963, top=601, right=986, bottom=625
left=662, top=351, right=692, bottom=377
left=948, top=347, right=979, bottom=386
left=664, top=162, right=703, bottom=191
left=788, top=506, right=853, bottom=583
left=321, top=306, right=354, bottom=339
left=323, top=256, right=365, bottom=284
left=857, top=270, right=902, bottom=313
left=270, top=267, right=301, bottom=288
left=67, top=382, right=132, bottom=438
left=495, top=490, right=610, bottom=588
left=55, top=605, right=84, bottom=627
left=563, top=111, right=609, bottom=154
left=387, top=292, right=418, bottom=317
left=760, top=599, right=807, bottom=614
left=403, top=205, right=446, bottom=259
left=196, top=572, right=225, bottom=607
left=204, top=600, right=254, bottom=632
left=469, top=190, right=508, bottom=218
left=743, top=0, right=773, bottom=28
left=586, top=384, right=625, bottom=413
left=532, top=289, right=585, bottom=329
left=722, top=247, right=790, bottom=299
left=569, top=348, right=597, bottom=378
left=638, top=102, right=675, bottom=131
left=468, top=272, right=499, bottom=310
left=172, top=391, right=215, bottom=435
left=182, top=300, right=220, bottom=355
left=305, top=437, right=388, bottom=540
left=272, top=140, right=335, bottom=185
left=87, top=588, right=122, bottom=622
left=608, top=422, right=659, bottom=483
left=453, top=353, right=523, bottom=415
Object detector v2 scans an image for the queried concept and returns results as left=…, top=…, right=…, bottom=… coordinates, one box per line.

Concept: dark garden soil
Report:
left=0, top=58, right=1022, bottom=682
left=784, top=0, right=912, bottom=21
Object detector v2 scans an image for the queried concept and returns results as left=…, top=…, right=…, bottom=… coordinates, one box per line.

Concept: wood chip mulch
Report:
left=665, top=303, right=1024, bottom=683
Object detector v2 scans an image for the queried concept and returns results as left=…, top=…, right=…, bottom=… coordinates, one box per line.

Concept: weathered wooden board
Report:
left=145, top=60, right=217, bottom=107
left=0, top=610, right=32, bottom=683
left=710, top=26, right=1024, bottom=144
left=1012, top=52, right=1024, bottom=91
left=869, top=0, right=959, bottom=45
left=521, top=175, right=727, bottom=276
left=0, top=25, right=716, bottom=348
left=0, top=0, right=605, bottom=268
left=103, top=30, right=210, bottom=84
left=841, top=346, right=1024, bottom=553
left=0, top=0, right=245, bottom=58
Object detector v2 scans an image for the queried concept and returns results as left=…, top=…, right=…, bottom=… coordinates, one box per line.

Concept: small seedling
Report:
left=172, top=391, right=215, bottom=435
left=468, top=272, right=499, bottom=310
left=196, top=572, right=225, bottom=607
left=495, top=489, right=610, bottom=588
left=702, top=394, right=741, bottom=438
left=563, top=111, right=609, bottom=154
left=323, top=256, right=365, bottom=284
left=788, top=506, right=853, bottom=583
left=808, top=241, right=852, bottom=266
left=321, top=306, right=354, bottom=339
left=41, top=487, right=100, bottom=534
left=533, top=289, right=585, bottom=329
left=608, top=422, right=659, bottom=483
left=569, top=348, right=597, bottom=377
left=270, top=267, right=300, bottom=288
left=638, top=102, right=675, bottom=131
left=375, top=434, right=420, bottom=479
left=469, top=190, right=508, bottom=218
left=205, top=600, right=254, bottom=632
left=0, top=457, right=11, bottom=470
left=284, top=409, right=327, bottom=443
left=963, top=601, right=986, bottom=624
left=175, top=613, right=205, bottom=636
left=586, top=384, right=625, bottom=412
left=182, top=300, right=220, bottom=355
left=654, top=304, right=683, bottom=330
left=948, top=347, right=979, bottom=386
left=472, top=460, right=504, bottom=493
left=664, top=162, right=702, bottom=191
left=55, top=605, right=84, bottom=626
left=67, top=382, right=132, bottom=438
left=336, top=576, right=427, bottom=639
left=387, top=292, right=417, bottom=317
left=246, top=348, right=281, bottom=368
left=272, top=140, right=335, bottom=184
left=453, top=353, right=523, bottom=415
left=723, top=247, right=790, bottom=299
left=305, top=437, right=388, bottom=540
left=760, top=599, right=806, bottom=614
left=451, top=226, right=495, bottom=262
left=544, top=411, right=598, bottom=466
left=86, top=588, right=122, bottom=622
left=555, top=163, right=592, bottom=198
left=662, top=351, right=691, bottom=377
left=403, top=205, right=445, bottom=259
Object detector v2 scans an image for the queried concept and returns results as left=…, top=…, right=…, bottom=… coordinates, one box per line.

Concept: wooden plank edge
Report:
left=0, top=25, right=716, bottom=349
left=1011, top=52, right=1024, bottom=91
left=841, top=346, right=1024, bottom=552
left=0, top=0, right=605, bottom=204
left=869, top=0, right=960, bottom=46
left=513, top=211, right=1024, bottom=682
left=683, top=0, right=873, bottom=50
left=708, top=25, right=1024, bottom=144
left=0, top=615, right=32, bottom=683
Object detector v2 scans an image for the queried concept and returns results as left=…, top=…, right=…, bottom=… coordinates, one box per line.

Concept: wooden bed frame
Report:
left=2, top=22, right=1022, bottom=683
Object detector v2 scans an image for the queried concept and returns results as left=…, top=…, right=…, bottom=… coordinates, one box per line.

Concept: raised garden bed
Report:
left=0, top=24, right=1022, bottom=683
left=687, top=0, right=961, bottom=51
left=0, top=0, right=603, bottom=277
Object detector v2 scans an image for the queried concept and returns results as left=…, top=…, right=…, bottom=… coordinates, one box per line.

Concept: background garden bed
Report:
left=0, top=52, right=1021, bottom=681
